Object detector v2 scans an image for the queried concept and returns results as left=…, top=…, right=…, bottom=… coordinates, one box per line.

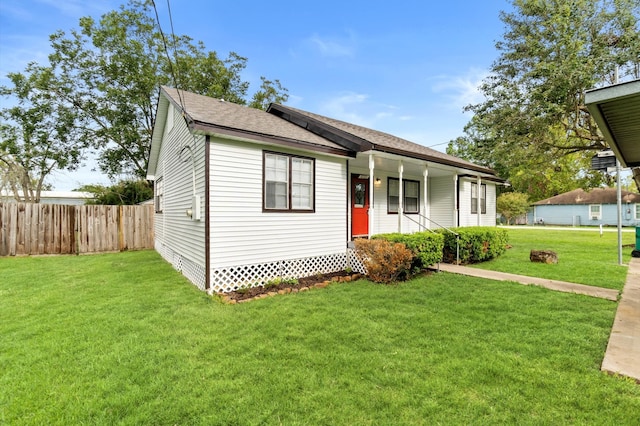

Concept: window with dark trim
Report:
left=155, top=177, right=164, bottom=213
left=387, top=178, right=420, bottom=214
left=471, top=182, right=486, bottom=214
left=263, top=151, right=315, bottom=212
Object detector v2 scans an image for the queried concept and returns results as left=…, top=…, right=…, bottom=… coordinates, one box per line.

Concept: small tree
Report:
left=497, top=192, right=530, bottom=225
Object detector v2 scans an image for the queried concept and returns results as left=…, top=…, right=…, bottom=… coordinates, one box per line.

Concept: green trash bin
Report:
left=636, top=227, right=640, bottom=251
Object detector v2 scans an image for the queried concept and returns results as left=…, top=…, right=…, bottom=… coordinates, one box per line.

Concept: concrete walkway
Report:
left=437, top=262, right=640, bottom=383
left=601, top=258, right=640, bottom=383
left=437, top=263, right=619, bottom=301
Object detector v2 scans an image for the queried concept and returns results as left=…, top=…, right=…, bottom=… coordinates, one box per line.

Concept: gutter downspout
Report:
left=205, top=135, right=211, bottom=291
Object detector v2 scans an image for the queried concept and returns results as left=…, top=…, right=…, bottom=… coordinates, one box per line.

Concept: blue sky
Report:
left=0, top=0, right=513, bottom=190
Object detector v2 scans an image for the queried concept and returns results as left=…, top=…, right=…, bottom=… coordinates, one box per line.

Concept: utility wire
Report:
left=150, top=0, right=185, bottom=113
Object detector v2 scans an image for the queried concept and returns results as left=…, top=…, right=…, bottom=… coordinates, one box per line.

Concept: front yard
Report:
left=473, top=227, right=635, bottom=290
left=1, top=249, right=639, bottom=424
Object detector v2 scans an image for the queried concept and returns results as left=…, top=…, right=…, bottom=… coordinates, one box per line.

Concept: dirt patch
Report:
left=220, top=271, right=360, bottom=303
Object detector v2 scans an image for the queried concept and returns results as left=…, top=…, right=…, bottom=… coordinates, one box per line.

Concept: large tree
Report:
left=1, top=0, right=288, bottom=189
left=448, top=0, right=639, bottom=200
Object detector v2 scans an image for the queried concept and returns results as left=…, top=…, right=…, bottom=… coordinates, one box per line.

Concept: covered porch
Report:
left=347, top=150, right=499, bottom=240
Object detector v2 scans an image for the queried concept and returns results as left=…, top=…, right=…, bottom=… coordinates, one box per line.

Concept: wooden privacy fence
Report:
left=0, top=203, right=154, bottom=256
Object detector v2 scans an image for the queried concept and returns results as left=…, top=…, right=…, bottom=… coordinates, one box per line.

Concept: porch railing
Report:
left=403, top=213, right=460, bottom=265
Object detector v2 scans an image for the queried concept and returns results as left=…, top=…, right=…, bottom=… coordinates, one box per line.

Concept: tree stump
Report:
left=530, top=250, right=558, bottom=264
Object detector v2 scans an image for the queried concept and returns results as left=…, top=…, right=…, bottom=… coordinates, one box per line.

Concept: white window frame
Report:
left=589, top=204, right=602, bottom=220
left=263, top=151, right=315, bottom=212
left=635, top=204, right=640, bottom=221
left=155, top=178, right=164, bottom=213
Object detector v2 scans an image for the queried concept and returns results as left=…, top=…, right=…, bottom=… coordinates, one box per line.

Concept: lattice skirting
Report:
left=155, top=241, right=207, bottom=291
left=211, top=249, right=367, bottom=293
left=155, top=241, right=367, bottom=294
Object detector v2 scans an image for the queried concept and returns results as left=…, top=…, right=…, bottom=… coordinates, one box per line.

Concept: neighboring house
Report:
left=146, top=87, right=502, bottom=293
left=529, top=188, right=640, bottom=226
left=0, top=191, right=94, bottom=205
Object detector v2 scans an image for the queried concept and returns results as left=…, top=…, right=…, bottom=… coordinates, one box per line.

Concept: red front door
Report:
left=351, top=176, right=369, bottom=237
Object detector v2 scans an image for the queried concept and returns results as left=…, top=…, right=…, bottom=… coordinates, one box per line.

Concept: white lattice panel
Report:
left=180, top=256, right=206, bottom=291
left=347, top=248, right=367, bottom=274
left=155, top=241, right=206, bottom=290
left=210, top=252, right=350, bottom=293
left=156, top=242, right=363, bottom=294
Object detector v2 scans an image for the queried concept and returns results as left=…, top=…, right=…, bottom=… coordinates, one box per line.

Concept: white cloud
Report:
left=306, top=31, right=356, bottom=57
left=318, top=92, right=372, bottom=126
left=431, top=68, right=489, bottom=112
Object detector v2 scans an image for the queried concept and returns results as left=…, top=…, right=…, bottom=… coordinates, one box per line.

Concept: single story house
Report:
left=529, top=188, right=640, bottom=226
left=146, top=86, right=502, bottom=293
left=0, top=190, right=94, bottom=205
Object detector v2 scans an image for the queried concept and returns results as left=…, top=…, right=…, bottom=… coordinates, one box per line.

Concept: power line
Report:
left=150, top=0, right=185, bottom=112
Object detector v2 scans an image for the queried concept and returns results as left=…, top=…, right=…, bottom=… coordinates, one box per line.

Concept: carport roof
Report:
left=585, top=79, right=640, bottom=169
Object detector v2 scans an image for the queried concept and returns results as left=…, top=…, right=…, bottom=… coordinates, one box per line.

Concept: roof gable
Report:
left=162, top=87, right=349, bottom=155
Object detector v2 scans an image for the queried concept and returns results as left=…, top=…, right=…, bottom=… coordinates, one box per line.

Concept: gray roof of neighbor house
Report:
left=532, top=188, right=640, bottom=206
left=268, top=104, right=497, bottom=176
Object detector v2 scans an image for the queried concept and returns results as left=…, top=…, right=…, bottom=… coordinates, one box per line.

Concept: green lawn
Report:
left=472, top=227, right=635, bottom=290
left=1, top=250, right=638, bottom=425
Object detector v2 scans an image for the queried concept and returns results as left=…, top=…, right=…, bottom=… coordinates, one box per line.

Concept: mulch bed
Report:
left=219, top=271, right=362, bottom=303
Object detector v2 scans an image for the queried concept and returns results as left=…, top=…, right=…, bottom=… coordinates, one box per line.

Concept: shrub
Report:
left=354, top=239, right=414, bottom=283
left=373, top=232, right=444, bottom=269
left=437, top=227, right=509, bottom=264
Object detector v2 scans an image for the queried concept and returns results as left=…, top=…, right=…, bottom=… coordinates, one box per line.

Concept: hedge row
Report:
left=373, top=231, right=444, bottom=269
left=435, top=227, right=509, bottom=264
left=374, top=227, right=509, bottom=267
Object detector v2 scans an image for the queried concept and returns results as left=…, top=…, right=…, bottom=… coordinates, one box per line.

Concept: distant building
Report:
left=528, top=188, right=640, bottom=226
left=0, top=191, right=94, bottom=205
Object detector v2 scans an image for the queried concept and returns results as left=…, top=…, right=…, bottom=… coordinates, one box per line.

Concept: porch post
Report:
left=398, top=161, right=404, bottom=233
left=368, top=153, right=375, bottom=238
left=423, top=166, right=429, bottom=230
left=453, top=173, right=458, bottom=227
left=477, top=175, right=482, bottom=227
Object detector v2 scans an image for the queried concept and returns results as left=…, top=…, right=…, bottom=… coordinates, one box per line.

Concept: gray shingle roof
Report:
left=161, top=87, right=349, bottom=153
left=269, top=104, right=496, bottom=175
left=533, top=188, right=640, bottom=205
left=160, top=86, right=497, bottom=176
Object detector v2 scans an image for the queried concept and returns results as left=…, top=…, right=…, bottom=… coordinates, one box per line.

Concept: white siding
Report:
left=484, top=183, right=497, bottom=226
left=209, top=138, right=347, bottom=268
left=429, top=176, right=455, bottom=228
left=154, top=105, right=206, bottom=270
left=458, top=179, right=497, bottom=227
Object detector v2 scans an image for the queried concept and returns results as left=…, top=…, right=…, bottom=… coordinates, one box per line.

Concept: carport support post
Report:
left=617, top=159, right=623, bottom=265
